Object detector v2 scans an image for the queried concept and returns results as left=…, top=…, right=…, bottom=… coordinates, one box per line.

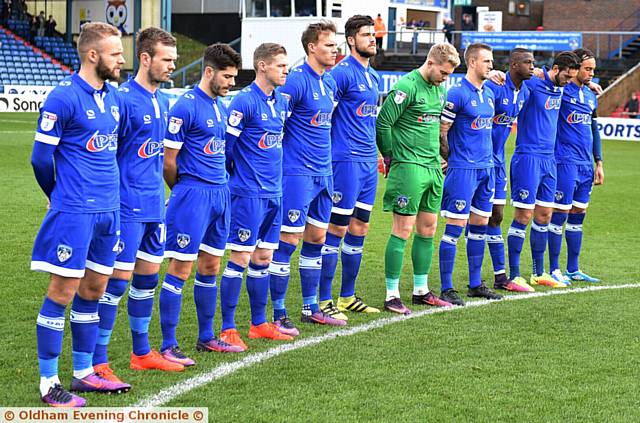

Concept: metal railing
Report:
left=171, top=37, right=241, bottom=88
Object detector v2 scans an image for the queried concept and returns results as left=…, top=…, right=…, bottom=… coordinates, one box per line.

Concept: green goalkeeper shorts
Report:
left=383, top=163, right=444, bottom=215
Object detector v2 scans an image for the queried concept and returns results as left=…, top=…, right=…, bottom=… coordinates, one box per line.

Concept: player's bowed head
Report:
left=420, top=42, right=460, bottom=87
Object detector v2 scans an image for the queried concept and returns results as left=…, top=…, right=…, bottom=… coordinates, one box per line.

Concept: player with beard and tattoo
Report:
left=31, top=22, right=128, bottom=407
left=159, top=44, right=245, bottom=366
left=92, top=27, right=183, bottom=385
left=317, top=15, right=381, bottom=320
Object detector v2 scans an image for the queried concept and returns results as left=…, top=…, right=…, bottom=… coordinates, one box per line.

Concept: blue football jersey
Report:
left=515, top=67, right=563, bottom=156
left=117, top=78, right=169, bottom=221
left=555, top=81, right=597, bottom=165
left=34, top=74, right=120, bottom=212
left=279, top=61, right=336, bottom=176
left=225, top=82, right=290, bottom=198
left=485, top=73, right=530, bottom=166
left=329, top=55, right=380, bottom=162
left=441, top=78, right=495, bottom=169
left=163, top=85, right=228, bottom=185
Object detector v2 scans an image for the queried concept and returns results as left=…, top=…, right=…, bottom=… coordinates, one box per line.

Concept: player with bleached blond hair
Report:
left=376, top=42, right=460, bottom=315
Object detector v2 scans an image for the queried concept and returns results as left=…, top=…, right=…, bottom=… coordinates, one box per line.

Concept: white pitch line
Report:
left=134, top=283, right=640, bottom=407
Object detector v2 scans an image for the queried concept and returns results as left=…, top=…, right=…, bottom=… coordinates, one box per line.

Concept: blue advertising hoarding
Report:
left=460, top=32, right=582, bottom=51
left=377, top=71, right=465, bottom=95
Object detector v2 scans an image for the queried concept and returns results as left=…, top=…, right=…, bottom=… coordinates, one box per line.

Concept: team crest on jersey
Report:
left=288, top=209, right=301, bottom=223
left=332, top=191, right=343, bottom=204
left=238, top=228, right=251, bottom=243
left=86, top=110, right=96, bottom=120
left=519, top=189, right=529, bottom=200
left=143, top=115, right=152, bottom=124
left=56, top=244, right=72, bottom=262
left=177, top=233, right=190, bottom=249
left=394, top=91, right=407, bottom=104
left=111, top=106, right=120, bottom=122
left=588, top=99, right=595, bottom=109
left=40, top=111, right=57, bottom=132
left=116, top=240, right=125, bottom=255
left=396, top=195, right=408, bottom=209
left=229, top=110, right=243, bottom=127
left=168, top=117, right=183, bottom=134
left=555, top=191, right=564, bottom=201
left=455, top=200, right=466, bottom=211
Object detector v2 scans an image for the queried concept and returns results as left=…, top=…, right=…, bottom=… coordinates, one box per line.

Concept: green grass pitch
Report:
left=1, top=112, right=639, bottom=421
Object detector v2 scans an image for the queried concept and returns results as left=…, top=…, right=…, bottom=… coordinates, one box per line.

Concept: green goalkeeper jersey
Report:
left=376, top=69, right=447, bottom=168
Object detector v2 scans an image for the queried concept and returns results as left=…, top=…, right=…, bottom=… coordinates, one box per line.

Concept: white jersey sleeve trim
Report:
left=163, top=139, right=183, bottom=149
left=35, top=132, right=60, bottom=145
left=226, top=126, right=241, bottom=137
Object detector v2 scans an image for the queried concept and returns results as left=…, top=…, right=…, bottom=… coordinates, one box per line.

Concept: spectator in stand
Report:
left=37, top=10, right=45, bottom=37
left=29, top=14, right=37, bottom=41
left=45, top=15, right=56, bottom=37
left=443, top=18, right=455, bottom=43
left=461, top=13, right=476, bottom=31
left=624, top=92, right=639, bottom=118
left=374, top=13, right=386, bottom=50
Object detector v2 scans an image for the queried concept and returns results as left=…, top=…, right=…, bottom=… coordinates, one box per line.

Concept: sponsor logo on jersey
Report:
left=493, top=113, right=516, bottom=126
left=86, top=109, right=96, bottom=120
left=332, top=191, right=343, bottom=204
left=544, top=96, right=562, bottom=110
left=471, top=116, right=493, bottom=130
left=356, top=101, right=377, bottom=117
left=566, top=111, right=591, bottom=124
left=229, top=110, right=243, bottom=127
left=394, top=91, right=407, bottom=104
left=206, top=119, right=214, bottom=127
left=258, top=132, right=283, bottom=149
left=177, top=233, right=190, bottom=248
left=261, top=113, right=268, bottom=121
left=40, top=111, right=57, bottom=132
left=57, top=244, right=72, bottom=262
left=143, top=114, right=152, bottom=124
left=502, top=98, right=509, bottom=105
left=238, top=228, right=251, bottom=243
left=184, top=93, right=195, bottom=100
left=310, top=110, right=332, bottom=127
left=417, top=113, right=439, bottom=123
left=358, top=84, right=367, bottom=92
left=313, top=92, right=319, bottom=100
left=455, top=200, right=466, bottom=211
left=168, top=117, right=183, bottom=134
left=288, top=209, right=301, bottom=223
left=137, top=138, right=163, bottom=158
left=203, top=137, right=225, bottom=155
left=396, top=195, right=408, bottom=209
left=86, top=130, right=118, bottom=152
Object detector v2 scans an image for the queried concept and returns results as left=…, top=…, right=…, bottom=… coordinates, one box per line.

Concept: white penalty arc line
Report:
left=134, top=283, right=640, bottom=407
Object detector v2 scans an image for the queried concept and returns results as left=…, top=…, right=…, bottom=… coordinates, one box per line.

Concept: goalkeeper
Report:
left=376, top=42, right=460, bottom=315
